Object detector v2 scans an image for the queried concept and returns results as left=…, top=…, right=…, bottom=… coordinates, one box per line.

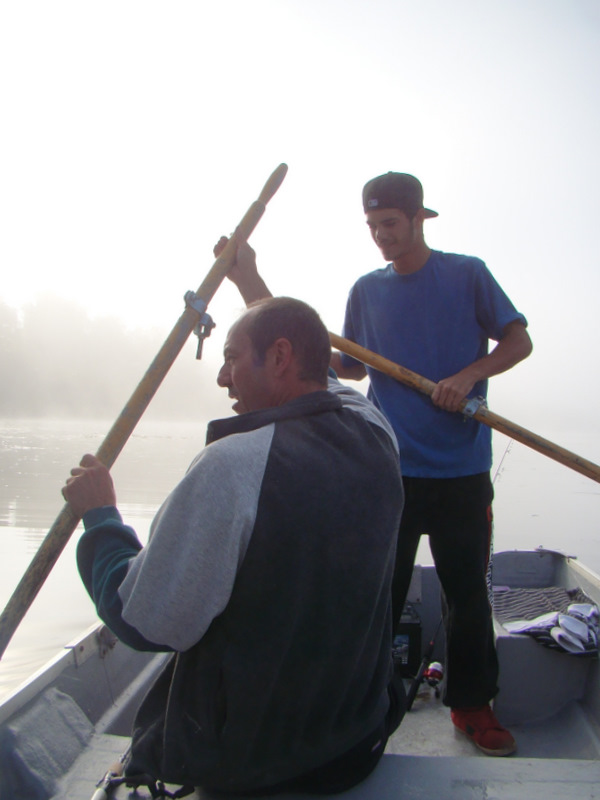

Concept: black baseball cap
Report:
left=362, top=172, right=438, bottom=218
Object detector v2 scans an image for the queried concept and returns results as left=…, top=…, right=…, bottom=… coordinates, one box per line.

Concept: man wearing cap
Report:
left=331, top=172, right=532, bottom=757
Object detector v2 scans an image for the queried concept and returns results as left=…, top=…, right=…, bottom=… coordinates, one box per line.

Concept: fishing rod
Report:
left=405, top=617, right=444, bottom=711
left=0, top=163, right=289, bottom=661
left=90, top=746, right=130, bottom=800
left=492, top=438, right=514, bottom=485
left=90, top=746, right=193, bottom=800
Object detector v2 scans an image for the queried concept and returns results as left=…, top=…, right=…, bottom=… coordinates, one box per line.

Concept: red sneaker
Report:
left=451, top=705, right=516, bottom=756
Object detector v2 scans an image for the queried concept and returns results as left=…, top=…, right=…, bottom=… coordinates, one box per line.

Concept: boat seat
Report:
left=493, top=616, right=593, bottom=725
left=54, top=733, right=600, bottom=800
left=490, top=551, right=597, bottom=726
left=0, top=686, right=94, bottom=800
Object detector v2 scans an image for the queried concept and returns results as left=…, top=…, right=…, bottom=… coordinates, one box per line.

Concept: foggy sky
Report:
left=0, top=295, right=232, bottom=422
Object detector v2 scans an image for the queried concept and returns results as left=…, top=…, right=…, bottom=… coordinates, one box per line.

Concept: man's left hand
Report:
left=431, top=372, right=477, bottom=413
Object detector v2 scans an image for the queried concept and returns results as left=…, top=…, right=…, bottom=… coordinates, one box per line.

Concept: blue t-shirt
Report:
left=340, top=250, right=527, bottom=478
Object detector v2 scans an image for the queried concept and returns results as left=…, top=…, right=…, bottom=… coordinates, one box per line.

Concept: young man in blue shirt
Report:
left=331, top=172, right=532, bottom=756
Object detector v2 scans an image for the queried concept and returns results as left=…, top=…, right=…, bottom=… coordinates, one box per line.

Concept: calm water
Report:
left=0, top=417, right=207, bottom=700
left=1, top=417, right=599, bottom=700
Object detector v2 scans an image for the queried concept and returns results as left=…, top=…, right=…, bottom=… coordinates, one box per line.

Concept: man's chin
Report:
left=232, top=399, right=247, bottom=415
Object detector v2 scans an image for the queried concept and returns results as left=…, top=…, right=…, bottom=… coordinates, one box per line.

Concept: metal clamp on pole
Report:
left=184, top=290, right=216, bottom=360
left=462, top=395, right=487, bottom=418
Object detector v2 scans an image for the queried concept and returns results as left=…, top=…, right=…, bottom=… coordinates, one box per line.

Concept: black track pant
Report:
left=392, top=472, right=499, bottom=709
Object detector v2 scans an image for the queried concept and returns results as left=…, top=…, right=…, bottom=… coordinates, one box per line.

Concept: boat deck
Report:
left=54, top=705, right=600, bottom=800
left=390, top=681, right=600, bottom=760
left=4, top=550, right=600, bottom=800
left=51, top=682, right=600, bottom=800
left=54, top=746, right=600, bottom=800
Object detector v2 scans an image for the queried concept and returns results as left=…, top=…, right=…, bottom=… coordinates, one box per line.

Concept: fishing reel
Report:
left=422, top=661, right=444, bottom=697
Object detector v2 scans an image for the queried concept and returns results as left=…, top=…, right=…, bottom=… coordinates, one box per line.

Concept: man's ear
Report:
left=269, top=337, right=294, bottom=376
left=413, top=208, right=426, bottom=228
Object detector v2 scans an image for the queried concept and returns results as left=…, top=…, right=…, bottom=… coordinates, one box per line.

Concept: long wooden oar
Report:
left=0, top=163, right=288, bottom=660
left=330, top=332, right=600, bottom=485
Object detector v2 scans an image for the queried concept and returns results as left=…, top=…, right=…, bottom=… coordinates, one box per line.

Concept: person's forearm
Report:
left=462, top=322, right=533, bottom=384
left=216, top=237, right=273, bottom=306
left=432, top=322, right=532, bottom=411
left=330, top=351, right=368, bottom=381
left=233, top=270, right=273, bottom=306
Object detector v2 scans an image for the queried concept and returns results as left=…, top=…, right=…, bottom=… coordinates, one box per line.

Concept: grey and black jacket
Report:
left=77, top=378, right=404, bottom=792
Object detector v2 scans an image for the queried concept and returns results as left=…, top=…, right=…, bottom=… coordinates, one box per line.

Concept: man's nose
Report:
left=216, top=365, right=230, bottom=387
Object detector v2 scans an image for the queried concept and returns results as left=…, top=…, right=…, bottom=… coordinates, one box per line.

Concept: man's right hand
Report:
left=213, top=235, right=272, bottom=306
left=62, top=453, right=117, bottom=518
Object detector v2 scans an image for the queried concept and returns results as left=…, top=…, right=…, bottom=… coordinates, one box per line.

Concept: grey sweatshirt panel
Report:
left=118, top=424, right=274, bottom=651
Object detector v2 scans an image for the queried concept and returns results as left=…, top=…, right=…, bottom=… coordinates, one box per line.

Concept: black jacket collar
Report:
left=206, top=391, right=342, bottom=445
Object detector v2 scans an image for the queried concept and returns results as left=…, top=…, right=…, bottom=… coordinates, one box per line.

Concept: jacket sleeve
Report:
left=111, top=428, right=272, bottom=652
left=77, top=506, right=174, bottom=651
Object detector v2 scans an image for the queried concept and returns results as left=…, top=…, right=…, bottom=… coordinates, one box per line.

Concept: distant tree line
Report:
left=0, top=296, right=229, bottom=421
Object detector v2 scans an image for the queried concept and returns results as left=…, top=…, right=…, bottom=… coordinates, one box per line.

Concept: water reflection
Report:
left=0, top=417, right=206, bottom=699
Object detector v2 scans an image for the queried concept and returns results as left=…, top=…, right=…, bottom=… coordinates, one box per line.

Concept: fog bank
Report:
left=0, top=295, right=232, bottom=422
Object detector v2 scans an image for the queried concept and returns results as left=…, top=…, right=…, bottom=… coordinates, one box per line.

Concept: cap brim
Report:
left=424, top=208, right=438, bottom=218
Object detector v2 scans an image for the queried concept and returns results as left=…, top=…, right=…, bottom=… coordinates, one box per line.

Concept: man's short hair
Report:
left=245, top=297, right=331, bottom=385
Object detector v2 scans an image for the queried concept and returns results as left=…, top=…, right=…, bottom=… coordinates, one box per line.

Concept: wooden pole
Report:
left=0, top=163, right=288, bottom=660
left=330, top=332, right=600, bottom=485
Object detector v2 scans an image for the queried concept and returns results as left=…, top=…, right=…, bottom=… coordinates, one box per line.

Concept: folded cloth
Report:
left=558, top=613, right=590, bottom=642
left=551, top=625, right=586, bottom=653
left=567, top=603, right=600, bottom=625
left=568, top=605, right=600, bottom=649
left=504, top=612, right=559, bottom=634
left=493, top=587, right=594, bottom=624
left=502, top=603, right=600, bottom=656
